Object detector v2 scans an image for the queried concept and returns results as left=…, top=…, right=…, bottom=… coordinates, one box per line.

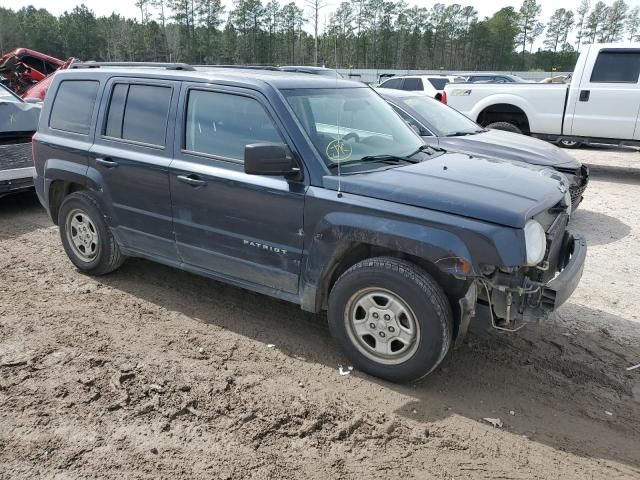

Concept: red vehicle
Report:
left=0, top=48, right=65, bottom=98
left=21, top=57, right=75, bottom=101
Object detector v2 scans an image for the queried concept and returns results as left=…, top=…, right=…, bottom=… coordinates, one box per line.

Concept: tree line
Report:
left=0, top=0, right=639, bottom=73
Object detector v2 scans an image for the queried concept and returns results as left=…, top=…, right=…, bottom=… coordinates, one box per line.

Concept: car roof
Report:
left=384, top=74, right=449, bottom=79
left=55, top=65, right=362, bottom=90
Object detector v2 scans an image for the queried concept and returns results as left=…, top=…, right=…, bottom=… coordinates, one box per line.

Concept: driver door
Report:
left=169, top=85, right=306, bottom=295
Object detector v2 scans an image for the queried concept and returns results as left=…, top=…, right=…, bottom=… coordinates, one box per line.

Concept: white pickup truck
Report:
left=444, top=43, right=640, bottom=148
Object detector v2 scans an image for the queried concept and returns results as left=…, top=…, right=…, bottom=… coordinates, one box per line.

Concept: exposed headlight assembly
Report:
left=524, top=220, right=546, bottom=266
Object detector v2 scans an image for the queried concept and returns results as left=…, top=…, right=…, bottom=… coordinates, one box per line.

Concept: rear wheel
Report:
left=558, top=138, right=582, bottom=149
left=485, top=121, right=522, bottom=134
left=328, top=257, right=453, bottom=383
left=58, top=191, right=125, bottom=275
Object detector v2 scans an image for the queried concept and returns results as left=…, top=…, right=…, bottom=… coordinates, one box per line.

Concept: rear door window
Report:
left=402, top=78, right=423, bottom=91
left=379, top=78, right=403, bottom=89
left=104, top=83, right=172, bottom=146
left=590, top=51, right=640, bottom=83
left=184, top=90, right=282, bottom=161
left=49, top=80, right=99, bottom=135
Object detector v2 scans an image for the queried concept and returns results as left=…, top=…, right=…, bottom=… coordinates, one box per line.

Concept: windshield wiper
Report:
left=446, top=129, right=484, bottom=137
left=328, top=154, right=418, bottom=169
left=407, top=144, right=443, bottom=156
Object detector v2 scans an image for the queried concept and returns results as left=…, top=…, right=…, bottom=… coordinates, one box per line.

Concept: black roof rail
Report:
left=194, top=64, right=283, bottom=71
left=69, top=62, right=195, bottom=71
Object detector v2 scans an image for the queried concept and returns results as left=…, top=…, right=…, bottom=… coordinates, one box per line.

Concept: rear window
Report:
left=428, top=78, right=449, bottom=90
left=590, top=51, right=640, bottom=83
left=402, top=78, right=423, bottom=91
left=104, top=83, right=172, bottom=146
left=49, top=80, right=99, bottom=135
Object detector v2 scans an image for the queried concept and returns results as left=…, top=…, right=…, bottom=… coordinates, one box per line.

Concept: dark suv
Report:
left=33, top=64, right=586, bottom=383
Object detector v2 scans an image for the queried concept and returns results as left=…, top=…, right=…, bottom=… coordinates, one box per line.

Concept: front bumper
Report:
left=486, top=229, right=587, bottom=326
left=533, top=231, right=586, bottom=316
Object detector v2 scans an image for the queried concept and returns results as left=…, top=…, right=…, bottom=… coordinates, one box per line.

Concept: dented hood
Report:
left=323, top=152, right=565, bottom=229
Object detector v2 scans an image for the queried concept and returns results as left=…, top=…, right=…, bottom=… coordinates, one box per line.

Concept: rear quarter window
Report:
left=49, top=80, right=99, bottom=135
left=590, top=51, right=640, bottom=83
left=428, top=78, right=449, bottom=90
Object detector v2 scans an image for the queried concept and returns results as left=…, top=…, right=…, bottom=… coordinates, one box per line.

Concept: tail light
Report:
left=441, top=91, right=447, bottom=104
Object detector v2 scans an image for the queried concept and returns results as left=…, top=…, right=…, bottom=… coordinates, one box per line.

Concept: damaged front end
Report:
left=455, top=208, right=587, bottom=342
left=483, top=211, right=586, bottom=331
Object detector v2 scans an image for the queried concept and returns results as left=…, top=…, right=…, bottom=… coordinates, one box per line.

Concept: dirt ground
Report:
left=1, top=148, right=640, bottom=479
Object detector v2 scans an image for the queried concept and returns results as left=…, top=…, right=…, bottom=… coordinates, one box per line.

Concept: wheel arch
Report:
left=301, top=218, right=475, bottom=312
left=470, top=95, right=534, bottom=135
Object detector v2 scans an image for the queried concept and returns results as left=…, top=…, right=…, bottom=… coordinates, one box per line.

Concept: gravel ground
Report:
left=1, top=148, right=639, bottom=479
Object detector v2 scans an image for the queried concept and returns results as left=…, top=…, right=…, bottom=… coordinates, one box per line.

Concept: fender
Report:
left=43, top=159, right=117, bottom=227
left=469, top=93, right=535, bottom=126
left=299, top=211, right=475, bottom=312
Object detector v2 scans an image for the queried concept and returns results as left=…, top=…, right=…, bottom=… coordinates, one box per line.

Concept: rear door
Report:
left=568, top=48, right=640, bottom=140
left=89, top=78, right=180, bottom=261
left=169, top=84, right=305, bottom=295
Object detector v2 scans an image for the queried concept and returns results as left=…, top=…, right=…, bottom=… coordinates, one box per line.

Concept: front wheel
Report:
left=328, top=257, right=453, bottom=383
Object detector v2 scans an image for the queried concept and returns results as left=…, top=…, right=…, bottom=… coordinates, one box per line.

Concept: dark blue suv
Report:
left=32, top=64, right=586, bottom=383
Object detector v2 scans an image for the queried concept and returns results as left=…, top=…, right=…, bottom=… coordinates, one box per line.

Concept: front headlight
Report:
left=524, top=220, right=546, bottom=266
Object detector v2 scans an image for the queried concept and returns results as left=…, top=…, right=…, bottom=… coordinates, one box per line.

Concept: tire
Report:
left=485, top=121, right=522, bottom=134
left=558, top=138, right=582, bottom=149
left=328, top=257, right=453, bottom=383
left=58, top=191, right=125, bottom=275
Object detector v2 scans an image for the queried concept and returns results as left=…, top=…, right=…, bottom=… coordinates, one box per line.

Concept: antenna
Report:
left=335, top=33, right=342, bottom=198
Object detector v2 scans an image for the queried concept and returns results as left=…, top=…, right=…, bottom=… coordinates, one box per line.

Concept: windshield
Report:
left=282, top=88, right=423, bottom=168
left=401, top=96, right=480, bottom=136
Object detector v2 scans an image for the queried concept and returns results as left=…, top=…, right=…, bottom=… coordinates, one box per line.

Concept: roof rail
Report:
left=194, top=64, right=282, bottom=71
left=69, top=62, right=195, bottom=71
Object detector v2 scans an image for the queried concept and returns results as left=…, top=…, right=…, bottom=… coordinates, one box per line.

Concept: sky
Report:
left=2, top=0, right=640, bottom=32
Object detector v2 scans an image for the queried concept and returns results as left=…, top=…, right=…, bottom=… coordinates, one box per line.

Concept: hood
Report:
left=437, top=129, right=580, bottom=168
left=0, top=100, right=41, bottom=135
left=323, top=152, right=565, bottom=228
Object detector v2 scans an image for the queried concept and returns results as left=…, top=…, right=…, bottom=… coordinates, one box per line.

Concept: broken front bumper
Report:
left=534, top=231, right=586, bottom=315
left=482, top=229, right=587, bottom=328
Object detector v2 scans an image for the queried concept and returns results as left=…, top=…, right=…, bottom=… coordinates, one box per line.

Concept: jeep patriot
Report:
left=32, top=63, right=586, bottom=382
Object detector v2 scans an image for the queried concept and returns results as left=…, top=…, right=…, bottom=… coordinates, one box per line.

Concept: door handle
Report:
left=579, top=90, right=590, bottom=102
left=177, top=174, right=207, bottom=187
left=95, top=157, right=119, bottom=168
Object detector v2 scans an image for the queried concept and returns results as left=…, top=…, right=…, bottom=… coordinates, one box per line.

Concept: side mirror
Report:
left=244, top=143, right=299, bottom=176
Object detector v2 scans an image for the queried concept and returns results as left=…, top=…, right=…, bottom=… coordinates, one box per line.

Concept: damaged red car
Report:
left=0, top=48, right=66, bottom=100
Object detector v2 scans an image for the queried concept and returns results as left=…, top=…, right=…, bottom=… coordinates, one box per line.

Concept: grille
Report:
left=570, top=183, right=587, bottom=207
left=0, top=142, right=33, bottom=170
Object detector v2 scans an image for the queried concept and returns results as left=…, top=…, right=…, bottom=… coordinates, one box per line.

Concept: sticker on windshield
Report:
left=326, top=139, right=353, bottom=162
